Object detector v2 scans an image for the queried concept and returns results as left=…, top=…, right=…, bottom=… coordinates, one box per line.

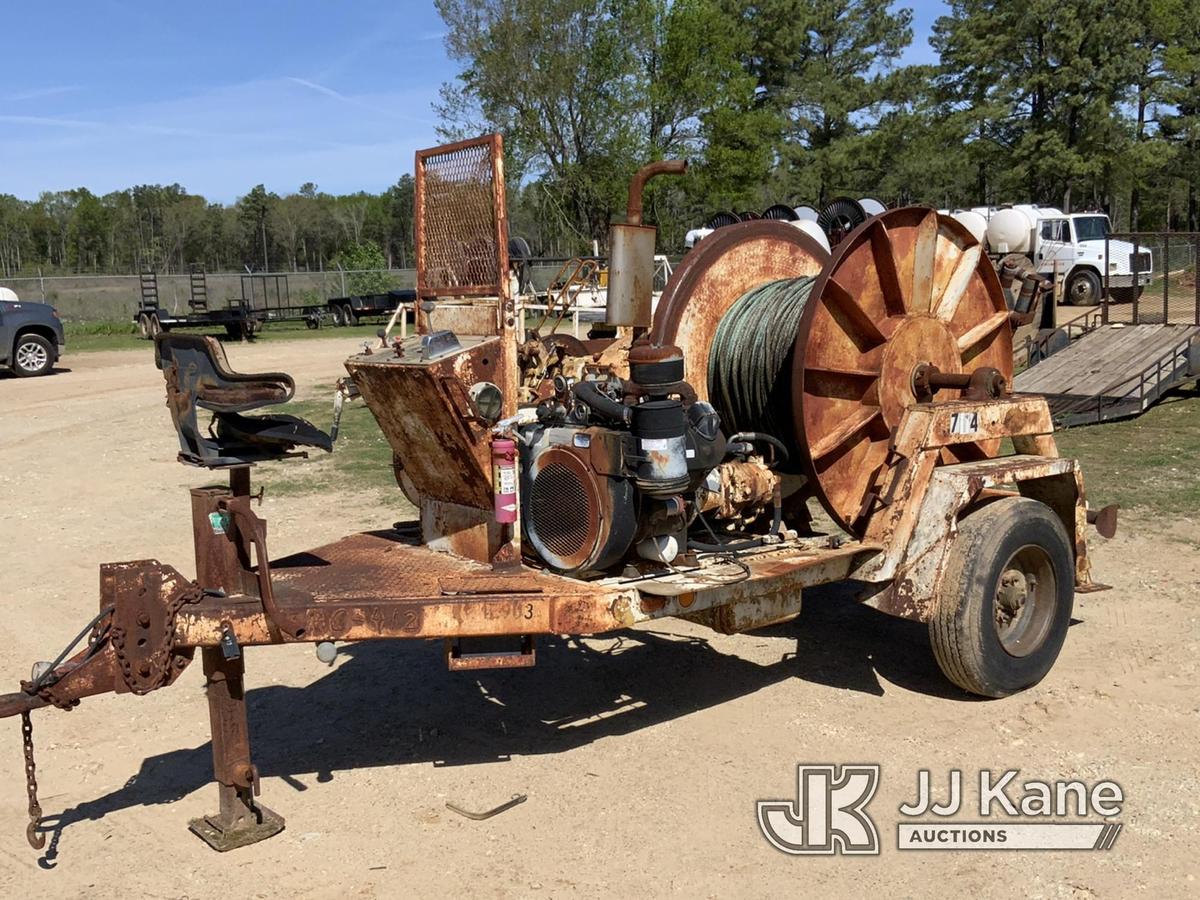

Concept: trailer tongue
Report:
left=2, top=135, right=1114, bottom=855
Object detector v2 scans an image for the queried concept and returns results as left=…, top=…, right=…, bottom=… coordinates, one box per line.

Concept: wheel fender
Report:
left=864, top=462, right=1089, bottom=622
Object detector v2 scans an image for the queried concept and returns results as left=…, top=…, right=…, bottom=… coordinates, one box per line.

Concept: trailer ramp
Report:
left=1014, top=323, right=1200, bottom=427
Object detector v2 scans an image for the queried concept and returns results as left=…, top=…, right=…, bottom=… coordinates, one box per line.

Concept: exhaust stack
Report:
left=607, top=159, right=687, bottom=327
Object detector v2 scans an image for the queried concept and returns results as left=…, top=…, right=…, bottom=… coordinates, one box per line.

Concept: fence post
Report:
left=1195, top=234, right=1199, bottom=326
left=1163, top=232, right=1170, bottom=324
left=1132, top=235, right=1141, bottom=324
left=1102, top=236, right=1109, bottom=325
left=38, top=268, right=45, bottom=302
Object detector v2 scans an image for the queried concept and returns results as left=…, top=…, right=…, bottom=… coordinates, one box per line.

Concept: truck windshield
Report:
left=1073, top=216, right=1110, bottom=241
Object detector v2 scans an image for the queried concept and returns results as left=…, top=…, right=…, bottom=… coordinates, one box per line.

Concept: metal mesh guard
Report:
left=416, top=135, right=505, bottom=298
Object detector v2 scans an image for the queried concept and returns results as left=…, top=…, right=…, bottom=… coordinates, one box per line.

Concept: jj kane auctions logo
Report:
left=758, top=765, right=1124, bottom=854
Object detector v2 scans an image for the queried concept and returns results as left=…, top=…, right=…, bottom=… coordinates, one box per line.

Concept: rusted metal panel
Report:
left=611, top=542, right=880, bottom=624
left=346, top=336, right=500, bottom=510
left=682, top=588, right=803, bottom=634
left=863, top=454, right=1083, bottom=621
left=174, top=531, right=636, bottom=645
left=415, top=133, right=508, bottom=301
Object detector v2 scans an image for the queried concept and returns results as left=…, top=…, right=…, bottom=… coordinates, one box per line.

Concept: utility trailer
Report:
left=4, top=135, right=1116, bottom=855
left=327, top=288, right=416, bottom=326
left=133, top=269, right=263, bottom=340
left=240, top=273, right=327, bottom=329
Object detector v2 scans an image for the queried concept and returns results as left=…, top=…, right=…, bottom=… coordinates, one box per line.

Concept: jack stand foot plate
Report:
left=188, top=802, right=284, bottom=852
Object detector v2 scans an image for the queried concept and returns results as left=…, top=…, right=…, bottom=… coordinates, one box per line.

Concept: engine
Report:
left=517, top=343, right=777, bottom=576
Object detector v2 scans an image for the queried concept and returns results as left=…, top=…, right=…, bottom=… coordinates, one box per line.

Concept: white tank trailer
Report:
left=940, top=205, right=1153, bottom=306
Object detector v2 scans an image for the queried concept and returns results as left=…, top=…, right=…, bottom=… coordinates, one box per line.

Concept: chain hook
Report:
left=20, top=711, right=45, bottom=850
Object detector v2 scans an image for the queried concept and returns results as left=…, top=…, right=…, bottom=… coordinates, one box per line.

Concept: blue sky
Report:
left=0, top=1, right=947, bottom=203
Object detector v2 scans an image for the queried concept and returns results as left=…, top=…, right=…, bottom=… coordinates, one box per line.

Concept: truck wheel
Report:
left=330, top=305, right=345, bottom=327
left=149, top=315, right=162, bottom=337
left=930, top=497, right=1074, bottom=698
left=12, top=334, right=54, bottom=377
left=138, top=313, right=152, bottom=339
left=342, top=304, right=358, bottom=326
left=1066, top=269, right=1101, bottom=306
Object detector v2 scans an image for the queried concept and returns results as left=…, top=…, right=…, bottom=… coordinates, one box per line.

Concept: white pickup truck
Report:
left=944, top=206, right=1153, bottom=307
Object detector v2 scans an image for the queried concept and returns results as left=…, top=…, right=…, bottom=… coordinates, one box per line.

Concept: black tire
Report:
left=148, top=314, right=162, bottom=337
left=930, top=497, right=1074, bottom=698
left=342, top=304, right=358, bottom=326
left=330, top=305, right=345, bottom=327
left=1066, top=269, right=1102, bottom=306
left=137, top=313, right=152, bottom=339
left=12, top=333, right=55, bottom=377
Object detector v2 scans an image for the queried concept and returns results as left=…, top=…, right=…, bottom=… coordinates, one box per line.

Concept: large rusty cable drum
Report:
left=650, top=208, right=1012, bottom=538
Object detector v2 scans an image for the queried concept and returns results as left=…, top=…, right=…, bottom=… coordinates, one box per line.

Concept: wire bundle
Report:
left=707, top=276, right=815, bottom=453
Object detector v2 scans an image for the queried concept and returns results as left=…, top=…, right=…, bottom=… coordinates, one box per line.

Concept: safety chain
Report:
left=111, top=585, right=203, bottom=695
left=21, top=712, right=44, bottom=850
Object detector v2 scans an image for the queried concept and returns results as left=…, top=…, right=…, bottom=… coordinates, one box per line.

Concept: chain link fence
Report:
left=0, top=269, right=416, bottom=322
left=1103, top=233, right=1200, bottom=325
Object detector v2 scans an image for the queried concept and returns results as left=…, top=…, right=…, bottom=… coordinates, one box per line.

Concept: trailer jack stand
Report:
left=187, top=647, right=284, bottom=851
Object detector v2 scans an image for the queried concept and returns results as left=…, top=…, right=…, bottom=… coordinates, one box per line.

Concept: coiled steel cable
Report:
left=707, top=276, right=816, bottom=452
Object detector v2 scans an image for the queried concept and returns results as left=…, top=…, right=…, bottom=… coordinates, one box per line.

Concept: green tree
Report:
left=727, top=0, right=914, bottom=205
left=933, top=0, right=1139, bottom=211
left=333, top=241, right=392, bottom=295
left=1160, top=0, right=1200, bottom=228
left=237, top=184, right=276, bottom=271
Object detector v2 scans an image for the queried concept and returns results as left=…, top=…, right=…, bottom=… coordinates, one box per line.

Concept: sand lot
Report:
left=1, top=338, right=1197, bottom=898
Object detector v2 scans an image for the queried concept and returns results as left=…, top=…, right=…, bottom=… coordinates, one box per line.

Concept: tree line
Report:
left=0, top=179, right=415, bottom=278
left=3, top=0, right=1198, bottom=277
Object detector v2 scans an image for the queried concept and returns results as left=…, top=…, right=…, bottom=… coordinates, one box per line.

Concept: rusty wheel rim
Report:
left=793, top=207, right=1013, bottom=535
left=993, top=544, right=1056, bottom=657
left=649, top=220, right=829, bottom=402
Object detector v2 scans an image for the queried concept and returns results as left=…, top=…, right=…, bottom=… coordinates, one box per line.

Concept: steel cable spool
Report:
left=651, top=209, right=1013, bottom=537
left=708, top=276, right=816, bottom=455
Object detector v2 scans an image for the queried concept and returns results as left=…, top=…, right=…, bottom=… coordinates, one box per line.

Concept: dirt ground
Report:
left=0, top=338, right=1197, bottom=899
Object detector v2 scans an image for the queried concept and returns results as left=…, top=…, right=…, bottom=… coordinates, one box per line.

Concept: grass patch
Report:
left=254, top=391, right=396, bottom=500
left=1054, top=388, right=1200, bottom=517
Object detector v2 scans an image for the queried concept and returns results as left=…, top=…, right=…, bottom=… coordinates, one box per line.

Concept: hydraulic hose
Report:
left=571, top=381, right=632, bottom=426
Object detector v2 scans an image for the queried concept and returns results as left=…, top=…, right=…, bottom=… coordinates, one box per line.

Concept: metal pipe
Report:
left=625, top=160, right=688, bottom=226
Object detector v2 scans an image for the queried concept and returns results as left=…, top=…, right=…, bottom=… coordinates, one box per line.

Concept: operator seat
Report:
left=155, top=333, right=332, bottom=467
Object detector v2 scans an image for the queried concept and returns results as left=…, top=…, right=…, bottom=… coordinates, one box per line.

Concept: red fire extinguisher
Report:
left=492, top=438, right=517, bottom=523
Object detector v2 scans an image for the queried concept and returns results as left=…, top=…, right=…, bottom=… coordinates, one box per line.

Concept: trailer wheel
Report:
left=148, top=314, right=162, bottom=337
left=1066, top=269, right=1101, bottom=306
left=330, top=305, right=345, bottom=327
left=930, top=497, right=1074, bottom=698
left=138, top=313, right=152, bottom=339
left=342, top=304, right=358, bottom=326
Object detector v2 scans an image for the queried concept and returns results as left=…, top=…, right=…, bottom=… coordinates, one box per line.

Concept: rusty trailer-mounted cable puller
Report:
left=2, top=134, right=1116, bottom=853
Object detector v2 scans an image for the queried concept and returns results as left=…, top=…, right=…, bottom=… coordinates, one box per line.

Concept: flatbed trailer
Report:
left=133, top=271, right=263, bottom=340
left=240, top=273, right=327, bottom=329
left=328, top=288, right=415, bottom=326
